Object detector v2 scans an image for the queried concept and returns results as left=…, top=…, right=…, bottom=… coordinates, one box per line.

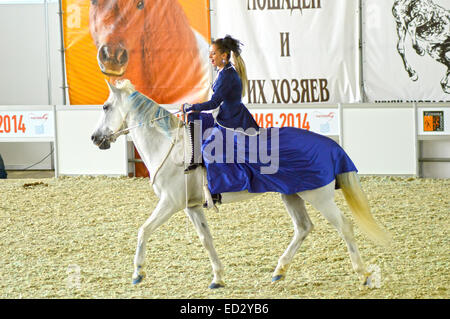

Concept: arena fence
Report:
left=1, top=103, right=448, bottom=177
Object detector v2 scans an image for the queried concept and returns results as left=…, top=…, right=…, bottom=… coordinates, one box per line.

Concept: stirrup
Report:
left=184, top=163, right=200, bottom=174
left=203, top=193, right=221, bottom=209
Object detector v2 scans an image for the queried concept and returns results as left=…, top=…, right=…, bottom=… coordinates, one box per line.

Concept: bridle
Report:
left=98, top=109, right=183, bottom=147
left=98, top=106, right=187, bottom=185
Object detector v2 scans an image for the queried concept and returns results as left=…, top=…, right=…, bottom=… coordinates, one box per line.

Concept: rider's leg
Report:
left=184, top=113, right=203, bottom=174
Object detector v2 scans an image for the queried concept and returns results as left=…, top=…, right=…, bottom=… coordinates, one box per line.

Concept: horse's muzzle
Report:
left=91, top=132, right=112, bottom=150
left=97, top=43, right=128, bottom=77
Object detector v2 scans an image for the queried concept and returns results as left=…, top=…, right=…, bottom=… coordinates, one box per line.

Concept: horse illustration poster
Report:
left=362, top=0, right=450, bottom=102
left=62, top=0, right=211, bottom=105
left=212, top=0, right=361, bottom=104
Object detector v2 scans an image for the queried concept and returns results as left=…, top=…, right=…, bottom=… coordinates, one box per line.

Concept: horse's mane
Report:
left=126, top=86, right=182, bottom=138
left=115, top=79, right=136, bottom=95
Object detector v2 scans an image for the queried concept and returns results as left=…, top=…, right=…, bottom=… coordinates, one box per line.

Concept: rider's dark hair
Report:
left=212, top=35, right=247, bottom=97
left=213, top=35, right=242, bottom=58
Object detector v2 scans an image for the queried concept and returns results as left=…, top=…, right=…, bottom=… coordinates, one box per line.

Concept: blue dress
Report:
left=203, top=126, right=358, bottom=195
left=186, top=63, right=357, bottom=195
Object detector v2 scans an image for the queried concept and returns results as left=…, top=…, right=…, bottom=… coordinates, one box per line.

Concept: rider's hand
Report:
left=181, top=103, right=193, bottom=113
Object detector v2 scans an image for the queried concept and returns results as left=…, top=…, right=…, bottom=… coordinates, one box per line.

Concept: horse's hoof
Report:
left=414, top=45, right=425, bottom=56
left=363, top=272, right=377, bottom=289
left=132, top=274, right=145, bottom=285
left=271, top=274, right=285, bottom=283
left=363, top=275, right=371, bottom=287
left=209, top=282, right=225, bottom=289
left=440, top=81, right=450, bottom=94
left=410, top=71, right=418, bottom=82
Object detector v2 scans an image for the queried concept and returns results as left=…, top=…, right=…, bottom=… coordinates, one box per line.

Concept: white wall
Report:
left=0, top=2, right=64, bottom=105
left=0, top=1, right=65, bottom=170
left=342, top=105, right=417, bottom=175
left=420, top=139, right=450, bottom=178
left=55, top=107, right=128, bottom=176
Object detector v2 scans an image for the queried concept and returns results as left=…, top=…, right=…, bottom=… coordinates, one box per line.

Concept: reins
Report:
left=98, top=106, right=185, bottom=186
left=107, top=110, right=183, bottom=139
left=98, top=109, right=183, bottom=149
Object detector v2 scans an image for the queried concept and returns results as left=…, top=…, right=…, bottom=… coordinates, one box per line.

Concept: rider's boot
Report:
left=184, top=121, right=202, bottom=174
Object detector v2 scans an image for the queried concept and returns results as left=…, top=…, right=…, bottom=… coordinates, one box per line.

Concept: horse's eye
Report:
left=137, top=1, right=144, bottom=10
left=103, top=104, right=111, bottom=111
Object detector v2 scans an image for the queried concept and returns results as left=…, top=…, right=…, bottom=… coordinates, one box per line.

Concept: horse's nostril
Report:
left=98, top=45, right=109, bottom=63
left=98, top=44, right=128, bottom=66
left=117, top=48, right=128, bottom=65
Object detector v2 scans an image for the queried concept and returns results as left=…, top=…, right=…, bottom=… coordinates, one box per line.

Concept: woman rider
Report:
left=180, top=35, right=358, bottom=198
left=182, top=35, right=259, bottom=173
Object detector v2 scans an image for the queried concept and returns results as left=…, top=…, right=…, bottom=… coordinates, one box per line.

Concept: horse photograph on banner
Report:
left=87, top=0, right=212, bottom=177
left=392, top=0, right=450, bottom=93
left=88, top=0, right=211, bottom=103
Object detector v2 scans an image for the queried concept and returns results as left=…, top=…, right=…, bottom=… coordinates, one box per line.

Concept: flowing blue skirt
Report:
left=194, top=113, right=357, bottom=195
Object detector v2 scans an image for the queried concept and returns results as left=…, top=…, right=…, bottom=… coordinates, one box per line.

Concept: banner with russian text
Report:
left=362, top=0, right=450, bottom=103
left=211, top=0, right=361, bottom=104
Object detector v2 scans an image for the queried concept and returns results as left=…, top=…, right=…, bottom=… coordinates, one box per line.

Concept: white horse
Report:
left=91, top=79, right=391, bottom=289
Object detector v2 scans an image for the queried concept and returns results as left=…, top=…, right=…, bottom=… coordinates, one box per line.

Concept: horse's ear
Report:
left=105, top=79, right=120, bottom=95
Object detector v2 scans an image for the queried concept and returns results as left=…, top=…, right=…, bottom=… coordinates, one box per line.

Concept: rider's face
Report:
left=209, top=44, right=228, bottom=69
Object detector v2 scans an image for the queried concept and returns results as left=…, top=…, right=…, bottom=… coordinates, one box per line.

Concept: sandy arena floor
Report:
left=0, top=175, right=448, bottom=299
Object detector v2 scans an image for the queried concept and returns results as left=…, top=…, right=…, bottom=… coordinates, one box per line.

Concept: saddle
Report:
left=178, top=123, right=221, bottom=212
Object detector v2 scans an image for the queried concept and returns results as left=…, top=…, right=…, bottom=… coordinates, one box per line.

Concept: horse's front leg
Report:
left=132, top=199, right=180, bottom=285
left=395, top=21, right=418, bottom=81
left=407, top=18, right=426, bottom=56
left=185, top=205, right=225, bottom=289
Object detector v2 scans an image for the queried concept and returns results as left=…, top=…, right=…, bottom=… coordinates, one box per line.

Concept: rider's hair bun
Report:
left=214, top=35, right=243, bottom=57
left=222, top=35, right=242, bottom=57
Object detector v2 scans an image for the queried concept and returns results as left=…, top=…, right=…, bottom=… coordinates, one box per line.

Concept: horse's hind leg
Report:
left=299, top=182, right=367, bottom=281
left=442, top=67, right=450, bottom=94
left=185, top=205, right=225, bottom=289
left=440, top=51, right=450, bottom=93
left=395, top=21, right=418, bottom=81
left=427, top=43, right=450, bottom=93
left=272, top=194, right=314, bottom=283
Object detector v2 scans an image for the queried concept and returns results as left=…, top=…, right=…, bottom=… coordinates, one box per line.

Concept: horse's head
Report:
left=89, top=0, right=147, bottom=77
left=91, top=79, right=135, bottom=150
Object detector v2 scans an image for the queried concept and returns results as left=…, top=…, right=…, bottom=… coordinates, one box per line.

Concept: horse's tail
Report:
left=337, top=171, right=392, bottom=246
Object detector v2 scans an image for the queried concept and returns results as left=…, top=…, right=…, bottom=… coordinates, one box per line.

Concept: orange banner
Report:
left=62, top=0, right=211, bottom=105
left=62, top=0, right=211, bottom=177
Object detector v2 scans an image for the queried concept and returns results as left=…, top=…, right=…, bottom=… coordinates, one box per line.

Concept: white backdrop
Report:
left=362, top=0, right=450, bottom=103
left=211, top=0, right=361, bottom=104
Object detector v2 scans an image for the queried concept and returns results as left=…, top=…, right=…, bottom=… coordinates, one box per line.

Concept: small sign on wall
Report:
left=248, top=108, right=339, bottom=136
left=418, top=108, right=449, bottom=135
left=423, top=111, right=444, bottom=132
left=0, top=111, right=55, bottom=139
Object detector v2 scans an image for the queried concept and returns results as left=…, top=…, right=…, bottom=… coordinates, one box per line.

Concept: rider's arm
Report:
left=186, top=72, right=232, bottom=112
